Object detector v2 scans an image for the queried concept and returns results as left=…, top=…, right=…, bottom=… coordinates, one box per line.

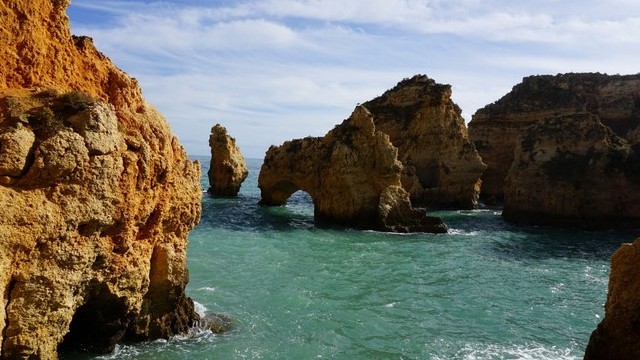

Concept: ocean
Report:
left=74, top=157, right=637, bottom=359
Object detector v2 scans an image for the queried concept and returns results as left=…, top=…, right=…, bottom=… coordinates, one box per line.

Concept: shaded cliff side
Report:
left=208, top=124, right=248, bottom=196
left=364, top=75, right=486, bottom=209
left=469, top=73, right=640, bottom=202
left=502, top=113, right=640, bottom=229
left=258, top=106, right=447, bottom=233
left=0, top=1, right=203, bottom=358
left=585, top=238, right=640, bottom=359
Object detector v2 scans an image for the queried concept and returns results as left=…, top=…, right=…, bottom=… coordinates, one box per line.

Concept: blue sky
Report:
left=67, top=0, right=640, bottom=157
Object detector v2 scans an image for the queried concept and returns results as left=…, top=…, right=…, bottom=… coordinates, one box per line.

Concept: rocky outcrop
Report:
left=584, top=238, right=640, bottom=359
left=364, top=75, right=486, bottom=209
left=469, top=73, right=640, bottom=203
left=208, top=124, right=248, bottom=196
left=502, top=113, right=640, bottom=228
left=258, top=106, right=447, bottom=233
left=0, top=1, right=204, bottom=358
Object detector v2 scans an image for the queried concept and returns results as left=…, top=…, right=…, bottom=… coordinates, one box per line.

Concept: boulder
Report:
left=208, top=124, right=249, bottom=196
left=469, top=73, right=640, bottom=203
left=364, top=75, right=486, bottom=209
left=0, top=1, right=205, bottom=358
left=585, top=238, right=640, bottom=359
left=258, top=106, right=447, bottom=233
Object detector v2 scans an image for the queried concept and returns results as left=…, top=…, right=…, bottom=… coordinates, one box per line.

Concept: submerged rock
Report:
left=469, top=73, right=640, bottom=203
left=364, top=75, right=486, bottom=209
left=258, top=106, right=447, bottom=233
left=208, top=124, right=249, bottom=196
left=0, top=1, right=203, bottom=358
left=585, top=238, right=640, bottom=359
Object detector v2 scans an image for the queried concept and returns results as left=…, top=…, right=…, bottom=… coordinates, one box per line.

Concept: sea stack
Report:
left=502, top=113, right=640, bottom=229
left=208, top=124, right=249, bottom=196
left=0, top=0, right=203, bottom=358
left=469, top=73, right=640, bottom=203
left=364, top=75, right=486, bottom=209
left=584, top=238, right=640, bottom=359
left=258, top=105, right=447, bottom=233
left=468, top=73, right=640, bottom=228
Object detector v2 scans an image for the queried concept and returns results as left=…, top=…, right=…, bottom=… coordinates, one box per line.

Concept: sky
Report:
left=67, top=0, right=640, bottom=157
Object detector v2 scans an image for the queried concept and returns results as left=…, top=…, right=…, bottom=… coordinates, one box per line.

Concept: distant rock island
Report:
left=0, top=0, right=213, bottom=358
left=364, top=75, right=486, bottom=209
left=469, top=73, right=640, bottom=229
left=259, top=106, right=447, bottom=233
left=208, top=123, right=248, bottom=196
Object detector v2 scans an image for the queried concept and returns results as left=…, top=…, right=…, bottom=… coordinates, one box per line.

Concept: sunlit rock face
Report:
left=502, top=113, right=640, bottom=229
left=0, top=0, right=203, bottom=358
left=468, top=73, right=640, bottom=203
left=364, top=75, right=486, bottom=209
left=585, top=238, right=640, bottom=359
left=258, top=106, right=447, bottom=233
left=208, top=124, right=248, bottom=196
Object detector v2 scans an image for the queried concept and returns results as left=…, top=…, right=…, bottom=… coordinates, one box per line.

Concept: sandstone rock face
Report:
left=364, top=75, right=486, bottom=209
left=258, top=106, right=447, bottom=233
left=0, top=1, right=202, bottom=359
left=208, top=124, right=248, bottom=196
left=469, top=73, right=640, bottom=202
left=502, top=113, right=640, bottom=229
left=585, top=238, right=640, bottom=359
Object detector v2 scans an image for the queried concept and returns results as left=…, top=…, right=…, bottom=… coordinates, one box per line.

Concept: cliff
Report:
left=584, top=238, right=640, bottom=359
left=469, top=73, right=640, bottom=202
left=258, top=106, right=447, bottom=233
left=364, top=75, right=486, bottom=209
left=0, top=1, right=203, bottom=358
left=208, top=124, right=248, bottom=196
left=502, top=113, right=640, bottom=228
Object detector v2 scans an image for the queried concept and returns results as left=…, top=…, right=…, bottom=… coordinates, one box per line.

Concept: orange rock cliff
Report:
left=0, top=0, right=203, bottom=358
left=364, top=75, right=486, bottom=209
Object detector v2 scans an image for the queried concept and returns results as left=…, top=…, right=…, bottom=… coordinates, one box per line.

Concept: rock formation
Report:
left=258, top=106, right=447, bottom=233
left=502, top=113, right=640, bottom=229
left=584, top=238, right=640, bottom=359
left=364, top=75, right=486, bottom=209
left=469, top=73, right=640, bottom=203
left=208, top=124, right=248, bottom=196
left=0, top=0, right=206, bottom=358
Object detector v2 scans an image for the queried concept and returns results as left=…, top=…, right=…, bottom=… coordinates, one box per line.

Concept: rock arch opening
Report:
left=57, top=284, right=129, bottom=355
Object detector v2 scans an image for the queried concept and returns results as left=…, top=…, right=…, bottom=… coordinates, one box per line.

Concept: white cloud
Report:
left=68, top=0, right=640, bottom=157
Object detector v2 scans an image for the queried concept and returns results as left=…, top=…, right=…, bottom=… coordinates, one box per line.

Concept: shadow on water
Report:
left=438, top=209, right=639, bottom=262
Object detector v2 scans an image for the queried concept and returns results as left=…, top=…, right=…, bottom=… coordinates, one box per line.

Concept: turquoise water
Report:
left=86, top=157, right=637, bottom=359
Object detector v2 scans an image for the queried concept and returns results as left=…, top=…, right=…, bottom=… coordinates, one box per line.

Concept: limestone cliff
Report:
left=469, top=73, right=640, bottom=202
left=0, top=1, right=203, bottom=359
left=208, top=124, right=248, bottom=196
left=258, top=106, right=447, bottom=233
left=502, top=113, right=640, bottom=229
left=364, top=75, right=486, bottom=209
left=584, top=238, right=640, bottom=359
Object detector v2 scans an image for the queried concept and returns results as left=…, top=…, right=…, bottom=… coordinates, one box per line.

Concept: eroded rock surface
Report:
left=208, top=124, right=248, bottom=196
left=0, top=1, right=203, bottom=358
left=469, top=73, right=640, bottom=203
left=258, top=106, right=447, bottom=233
left=364, top=75, right=486, bottom=209
left=585, top=238, right=640, bottom=359
left=502, top=113, right=640, bottom=229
